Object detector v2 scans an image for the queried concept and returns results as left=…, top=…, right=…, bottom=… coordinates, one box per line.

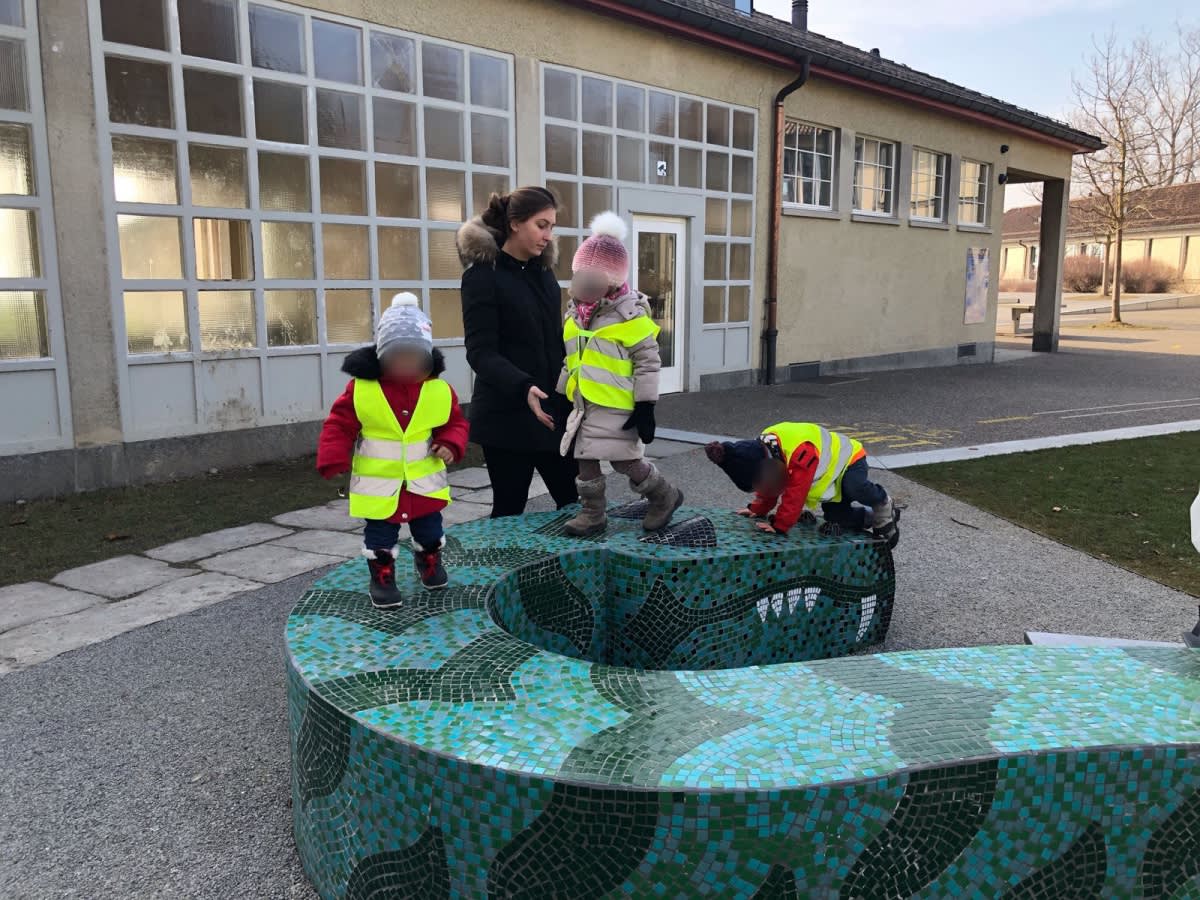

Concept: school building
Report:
left=0, top=0, right=1101, bottom=499
left=1002, top=181, right=1200, bottom=292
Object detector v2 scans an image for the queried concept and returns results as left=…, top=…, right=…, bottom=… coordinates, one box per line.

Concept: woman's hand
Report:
left=527, top=386, right=555, bottom=430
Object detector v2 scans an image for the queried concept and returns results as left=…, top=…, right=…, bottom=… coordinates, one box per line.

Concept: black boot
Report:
left=365, top=549, right=404, bottom=609
left=414, top=538, right=448, bottom=590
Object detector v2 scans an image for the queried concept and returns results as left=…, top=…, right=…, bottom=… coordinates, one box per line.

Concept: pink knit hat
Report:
left=571, top=212, right=629, bottom=287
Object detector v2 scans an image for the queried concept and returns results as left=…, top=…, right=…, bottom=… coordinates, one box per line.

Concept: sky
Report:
left=754, top=0, right=1194, bottom=209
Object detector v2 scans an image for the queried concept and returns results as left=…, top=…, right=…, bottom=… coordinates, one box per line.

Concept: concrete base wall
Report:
left=2, top=421, right=323, bottom=503
left=698, top=340, right=996, bottom=391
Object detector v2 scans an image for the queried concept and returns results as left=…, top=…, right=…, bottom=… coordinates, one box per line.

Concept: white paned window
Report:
left=958, top=158, right=990, bottom=226
left=541, top=65, right=755, bottom=328
left=910, top=148, right=947, bottom=222
left=852, top=136, right=897, bottom=216
left=782, top=120, right=834, bottom=210
left=0, top=1, right=70, bottom=452
left=95, top=0, right=514, bottom=369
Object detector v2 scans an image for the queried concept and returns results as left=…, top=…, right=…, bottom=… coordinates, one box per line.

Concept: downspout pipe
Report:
left=761, top=55, right=811, bottom=385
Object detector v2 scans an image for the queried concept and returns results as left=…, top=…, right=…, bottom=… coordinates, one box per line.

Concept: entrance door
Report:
left=631, top=217, right=687, bottom=394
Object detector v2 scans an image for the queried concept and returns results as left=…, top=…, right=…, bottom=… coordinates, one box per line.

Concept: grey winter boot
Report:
left=870, top=494, right=899, bottom=548
left=632, top=463, right=684, bottom=531
left=564, top=477, right=608, bottom=537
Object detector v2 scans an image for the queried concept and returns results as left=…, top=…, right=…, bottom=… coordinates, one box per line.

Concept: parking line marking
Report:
left=1060, top=402, right=1200, bottom=420
left=1034, top=397, right=1200, bottom=416
left=978, top=416, right=1035, bottom=424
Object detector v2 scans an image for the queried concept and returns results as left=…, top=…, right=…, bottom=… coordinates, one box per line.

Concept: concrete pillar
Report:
left=513, top=56, right=540, bottom=188
left=1032, top=177, right=1068, bottom=352
left=38, top=0, right=124, bottom=454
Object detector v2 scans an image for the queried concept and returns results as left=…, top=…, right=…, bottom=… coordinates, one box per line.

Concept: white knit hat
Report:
left=376, top=293, right=433, bottom=359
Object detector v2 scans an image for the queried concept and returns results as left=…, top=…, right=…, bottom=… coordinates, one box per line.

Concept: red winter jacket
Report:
left=317, top=346, right=469, bottom=525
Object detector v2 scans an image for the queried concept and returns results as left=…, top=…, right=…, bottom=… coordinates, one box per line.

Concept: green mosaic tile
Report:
left=285, top=506, right=1200, bottom=898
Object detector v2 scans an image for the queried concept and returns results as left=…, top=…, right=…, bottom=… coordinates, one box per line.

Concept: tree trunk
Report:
left=1101, top=240, right=1111, bottom=296
left=1111, top=229, right=1124, bottom=323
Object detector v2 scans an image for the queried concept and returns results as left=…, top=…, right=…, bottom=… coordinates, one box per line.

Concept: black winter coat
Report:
left=456, top=217, right=570, bottom=452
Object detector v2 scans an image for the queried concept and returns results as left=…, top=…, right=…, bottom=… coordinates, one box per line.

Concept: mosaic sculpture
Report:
left=286, top=507, right=1200, bottom=898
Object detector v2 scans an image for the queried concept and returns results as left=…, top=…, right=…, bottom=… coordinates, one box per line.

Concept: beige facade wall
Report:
left=1002, top=244, right=1029, bottom=279
left=1150, top=236, right=1183, bottom=268
left=775, top=79, right=1072, bottom=363
left=1120, top=239, right=1147, bottom=263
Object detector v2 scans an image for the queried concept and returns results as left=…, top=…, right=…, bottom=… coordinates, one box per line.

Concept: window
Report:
left=958, top=159, right=990, bottom=226
left=541, top=66, right=756, bottom=333
left=910, top=148, right=947, bottom=221
left=782, top=120, right=834, bottom=209
left=852, top=136, right=896, bottom=216
left=1028, top=244, right=1039, bottom=278
left=97, top=3, right=514, bottom=364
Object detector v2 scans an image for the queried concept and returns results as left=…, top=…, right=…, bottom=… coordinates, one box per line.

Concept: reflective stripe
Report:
left=349, top=473, right=401, bottom=498
left=408, top=470, right=449, bottom=498
left=358, top=437, right=431, bottom=462
left=812, top=426, right=833, bottom=481
left=580, top=364, right=635, bottom=392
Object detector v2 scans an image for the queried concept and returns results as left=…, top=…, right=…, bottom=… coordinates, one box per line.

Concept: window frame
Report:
left=851, top=134, right=898, bottom=218
left=909, top=146, right=948, bottom=223
left=957, top=158, right=991, bottom=228
left=782, top=119, right=836, bottom=212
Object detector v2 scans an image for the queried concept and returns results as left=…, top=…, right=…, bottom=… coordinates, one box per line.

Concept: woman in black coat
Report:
left=456, top=186, right=578, bottom=517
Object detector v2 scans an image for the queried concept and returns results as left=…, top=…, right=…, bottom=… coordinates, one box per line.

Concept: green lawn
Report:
left=900, top=432, right=1200, bottom=597
left=0, top=445, right=485, bottom=587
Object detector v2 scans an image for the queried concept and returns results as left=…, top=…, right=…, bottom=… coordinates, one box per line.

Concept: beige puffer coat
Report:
left=555, top=290, right=661, bottom=461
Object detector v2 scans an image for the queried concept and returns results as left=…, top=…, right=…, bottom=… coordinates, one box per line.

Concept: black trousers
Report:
left=482, top=445, right=579, bottom=517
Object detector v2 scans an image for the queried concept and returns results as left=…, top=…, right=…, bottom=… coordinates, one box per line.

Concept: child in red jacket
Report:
left=318, top=294, right=469, bottom=608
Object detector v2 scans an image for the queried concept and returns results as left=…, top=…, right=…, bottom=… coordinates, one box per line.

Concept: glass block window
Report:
left=97, top=0, right=514, bottom=363
left=782, top=120, right=834, bottom=209
left=910, top=147, right=947, bottom=222
left=541, top=65, right=755, bottom=326
left=958, top=159, right=991, bottom=226
left=852, top=135, right=897, bottom=216
left=0, top=4, right=62, bottom=365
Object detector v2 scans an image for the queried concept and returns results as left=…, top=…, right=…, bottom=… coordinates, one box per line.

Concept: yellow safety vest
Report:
left=563, top=314, right=661, bottom=411
left=764, top=422, right=864, bottom=508
left=349, top=378, right=452, bottom=519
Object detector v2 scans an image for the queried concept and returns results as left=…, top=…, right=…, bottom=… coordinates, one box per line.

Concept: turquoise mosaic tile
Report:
left=285, top=506, right=1200, bottom=898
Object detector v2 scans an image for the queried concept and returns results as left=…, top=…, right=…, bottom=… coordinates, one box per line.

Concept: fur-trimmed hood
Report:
left=341, top=345, right=446, bottom=380
left=455, top=216, right=558, bottom=270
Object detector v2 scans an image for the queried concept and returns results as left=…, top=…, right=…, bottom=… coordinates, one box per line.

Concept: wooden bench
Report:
left=1010, top=304, right=1034, bottom=335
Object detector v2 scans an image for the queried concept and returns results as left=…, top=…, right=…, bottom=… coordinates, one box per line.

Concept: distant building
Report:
left=2, top=0, right=1100, bottom=499
left=1002, top=182, right=1200, bottom=289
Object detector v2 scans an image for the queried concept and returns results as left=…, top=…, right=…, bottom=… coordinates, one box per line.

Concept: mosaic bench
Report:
left=285, top=507, right=1200, bottom=899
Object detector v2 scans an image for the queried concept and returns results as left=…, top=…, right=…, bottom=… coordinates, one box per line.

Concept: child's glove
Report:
left=622, top=401, right=656, bottom=444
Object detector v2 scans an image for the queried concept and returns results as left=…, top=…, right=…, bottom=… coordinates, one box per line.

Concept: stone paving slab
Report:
left=198, top=545, right=341, bottom=583
left=447, top=467, right=491, bottom=489
left=528, top=475, right=548, bottom=499
left=458, top=487, right=494, bottom=505
left=0, top=573, right=260, bottom=671
left=0, top=582, right=102, bottom=634
left=52, top=555, right=195, bottom=599
left=146, top=523, right=294, bottom=563
left=441, top=500, right=491, bottom=525
left=269, top=530, right=363, bottom=559
left=272, top=506, right=361, bottom=532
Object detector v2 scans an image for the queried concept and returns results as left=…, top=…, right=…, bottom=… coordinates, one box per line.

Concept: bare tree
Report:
left=1132, top=25, right=1200, bottom=186
left=1070, top=31, right=1159, bottom=322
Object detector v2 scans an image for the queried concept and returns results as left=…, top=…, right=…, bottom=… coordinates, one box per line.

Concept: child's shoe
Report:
left=414, top=538, right=448, bottom=590
left=564, top=476, right=608, bottom=536
left=632, top=463, right=683, bottom=531
left=365, top=548, right=404, bottom=609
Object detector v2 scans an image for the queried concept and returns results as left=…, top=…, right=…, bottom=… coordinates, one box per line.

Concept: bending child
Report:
left=705, top=422, right=900, bottom=547
left=556, top=212, right=683, bottom=536
left=317, top=294, right=469, bottom=608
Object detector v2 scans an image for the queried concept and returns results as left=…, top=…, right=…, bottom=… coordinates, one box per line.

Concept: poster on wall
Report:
left=964, top=247, right=989, bottom=325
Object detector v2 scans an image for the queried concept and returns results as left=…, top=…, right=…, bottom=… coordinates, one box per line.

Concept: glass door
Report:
left=632, top=217, right=687, bottom=394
